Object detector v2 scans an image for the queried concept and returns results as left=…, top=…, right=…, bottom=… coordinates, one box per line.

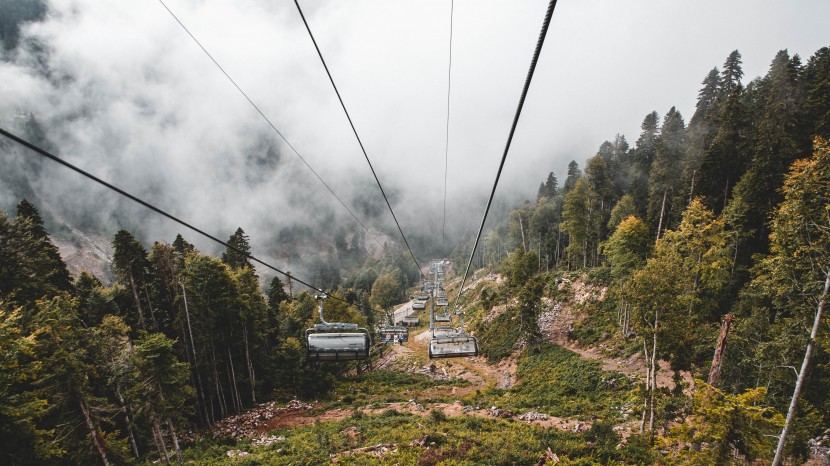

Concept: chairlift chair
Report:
left=412, top=301, right=426, bottom=310
left=378, top=325, right=408, bottom=343
left=428, top=305, right=479, bottom=359
left=435, top=312, right=451, bottom=322
left=428, top=333, right=479, bottom=359
left=306, top=294, right=371, bottom=361
left=401, top=315, right=420, bottom=327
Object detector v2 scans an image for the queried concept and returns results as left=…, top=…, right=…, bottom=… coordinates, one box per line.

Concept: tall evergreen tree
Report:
left=648, top=107, right=686, bottom=236
left=803, top=46, right=830, bottom=139
left=732, top=50, right=807, bottom=257
left=112, top=229, right=156, bottom=331
left=222, top=227, right=253, bottom=271
left=720, top=50, right=744, bottom=96
left=696, top=83, right=750, bottom=212
left=543, top=172, right=558, bottom=198
left=629, top=112, right=660, bottom=218
left=13, top=200, right=72, bottom=304
left=563, top=160, right=582, bottom=193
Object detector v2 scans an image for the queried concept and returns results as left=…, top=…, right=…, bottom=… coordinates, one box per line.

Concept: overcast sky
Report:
left=1, top=0, right=829, bottom=263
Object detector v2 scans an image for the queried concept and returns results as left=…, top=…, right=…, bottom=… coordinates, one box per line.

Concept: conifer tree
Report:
left=543, top=172, right=558, bottom=198
left=803, top=46, right=830, bottom=139
left=112, top=230, right=155, bottom=331
left=720, top=50, right=744, bottom=96
left=4, top=200, right=73, bottom=307
left=696, top=83, right=749, bottom=212
left=648, top=107, right=686, bottom=236
left=222, top=227, right=253, bottom=270
left=562, top=160, right=582, bottom=193
left=630, top=112, right=660, bottom=218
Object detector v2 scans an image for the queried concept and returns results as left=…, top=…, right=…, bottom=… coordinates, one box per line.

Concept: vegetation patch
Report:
left=325, top=370, right=469, bottom=408
left=475, top=307, right=521, bottom=360
left=176, top=409, right=654, bottom=465
left=469, top=342, right=636, bottom=420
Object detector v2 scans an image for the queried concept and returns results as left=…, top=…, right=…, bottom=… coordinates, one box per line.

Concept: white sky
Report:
left=1, top=0, right=829, bottom=257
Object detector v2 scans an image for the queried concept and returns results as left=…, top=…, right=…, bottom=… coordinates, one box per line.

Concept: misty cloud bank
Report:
left=2, top=0, right=828, bottom=280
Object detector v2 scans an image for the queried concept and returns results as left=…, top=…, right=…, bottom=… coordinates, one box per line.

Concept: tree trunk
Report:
left=649, top=309, right=658, bottom=435
left=518, top=215, right=528, bottom=253
left=143, top=282, right=158, bottom=329
left=116, top=385, right=140, bottom=457
left=772, top=270, right=830, bottom=466
left=80, top=398, right=111, bottom=466
left=153, top=417, right=171, bottom=464
left=656, top=191, right=667, bottom=241
left=241, top=320, right=256, bottom=404
left=128, top=270, right=147, bottom=330
left=555, top=225, right=561, bottom=267
left=227, top=346, right=243, bottom=413
left=167, top=419, right=183, bottom=466
left=640, top=337, right=650, bottom=434
left=688, top=169, right=696, bottom=204
left=707, top=314, right=734, bottom=386
left=180, top=284, right=211, bottom=424
left=211, top=346, right=227, bottom=417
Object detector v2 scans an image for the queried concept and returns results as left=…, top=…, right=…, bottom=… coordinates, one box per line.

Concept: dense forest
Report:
left=459, top=46, right=830, bottom=463
left=2, top=8, right=830, bottom=461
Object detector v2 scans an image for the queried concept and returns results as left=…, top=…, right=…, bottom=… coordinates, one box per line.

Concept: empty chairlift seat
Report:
left=306, top=323, right=371, bottom=361
left=435, top=312, right=451, bottom=323
left=402, top=315, right=420, bottom=327
left=429, top=333, right=479, bottom=359
left=305, top=294, right=371, bottom=362
left=412, top=301, right=426, bottom=310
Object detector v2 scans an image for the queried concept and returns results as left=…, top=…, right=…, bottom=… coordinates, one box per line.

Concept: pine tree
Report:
left=3, top=200, right=73, bottom=308
left=543, top=172, right=558, bottom=198
left=696, top=83, right=749, bottom=212
left=630, top=112, right=660, bottom=218
left=222, top=227, right=253, bottom=270
left=803, top=46, right=830, bottom=139
left=733, top=50, right=807, bottom=258
left=648, top=107, right=686, bottom=236
left=112, top=230, right=155, bottom=331
left=563, top=160, right=582, bottom=193
left=692, top=68, right=721, bottom=123
left=720, top=50, right=744, bottom=96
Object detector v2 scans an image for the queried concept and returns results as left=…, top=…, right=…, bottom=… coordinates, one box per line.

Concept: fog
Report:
left=1, top=0, right=828, bottom=274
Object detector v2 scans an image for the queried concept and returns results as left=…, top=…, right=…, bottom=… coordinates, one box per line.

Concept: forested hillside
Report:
left=2, top=5, right=830, bottom=462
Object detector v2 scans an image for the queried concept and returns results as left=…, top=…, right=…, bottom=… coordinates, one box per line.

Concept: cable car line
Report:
left=450, top=0, right=558, bottom=314
left=442, top=0, right=454, bottom=257
left=0, top=126, right=375, bottom=316
left=156, top=0, right=383, bottom=250
left=293, top=0, right=426, bottom=281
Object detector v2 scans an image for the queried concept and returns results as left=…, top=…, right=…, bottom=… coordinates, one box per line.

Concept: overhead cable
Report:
left=293, top=0, right=426, bottom=281
left=156, top=0, right=383, bottom=249
left=442, top=0, right=454, bottom=257
left=451, top=0, right=558, bottom=312
left=0, top=127, right=373, bottom=315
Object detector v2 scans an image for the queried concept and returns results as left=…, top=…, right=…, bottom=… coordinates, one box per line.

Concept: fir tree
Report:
left=222, top=227, right=253, bottom=271
left=563, top=160, right=581, bottom=193
left=720, top=50, right=744, bottom=96
left=648, top=107, right=686, bottom=236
